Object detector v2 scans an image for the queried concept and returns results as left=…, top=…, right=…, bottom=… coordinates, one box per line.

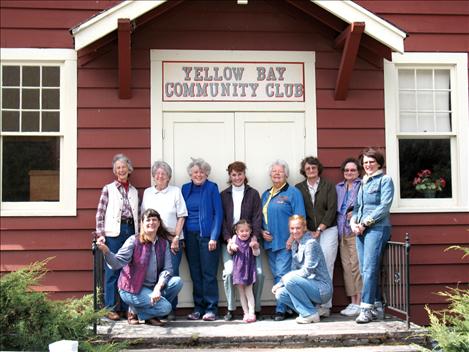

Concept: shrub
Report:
left=420, top=246, right=469, bottom=352
left=0, top=258, right=125, bottom=351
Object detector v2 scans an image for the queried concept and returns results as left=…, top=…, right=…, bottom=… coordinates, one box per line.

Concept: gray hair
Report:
left=112, top=153, right=133, bottom=174
left=151, top=160, right=172, bottom=179
left=268, top=159, right=289, bottom=178
left=187, top=157, right=211, bottom=176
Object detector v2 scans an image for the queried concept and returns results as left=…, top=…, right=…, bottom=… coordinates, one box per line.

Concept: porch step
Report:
left=124, top=347, right=422, bottom=352
left=98, top=314, right=429, bottom=350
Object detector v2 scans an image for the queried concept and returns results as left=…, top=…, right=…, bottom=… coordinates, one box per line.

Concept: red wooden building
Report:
left=1, top=0, right=468, bottom=325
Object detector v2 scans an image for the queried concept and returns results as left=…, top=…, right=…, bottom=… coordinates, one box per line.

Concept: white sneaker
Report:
left=296, top=313, right=320, bottom=324
left=355, top=308, right=374, bottom=324
left=318, top=307, right=330, bottom=317
left=340, top=303, right=360, bottom=317
left=372, top=301, right=385, bottom=320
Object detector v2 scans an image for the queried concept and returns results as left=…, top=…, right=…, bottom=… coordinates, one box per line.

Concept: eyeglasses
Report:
left=344, top=169, right=358, bottom=172
left=363, top=160, right=376, bottom=165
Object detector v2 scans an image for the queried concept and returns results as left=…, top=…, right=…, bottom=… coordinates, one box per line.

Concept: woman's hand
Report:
left=171, top=236, right=180, bottom=255
left=208, top=239, right=218, bottom=251
left=96, top=236, right=109, bottom=254
left=228, top=241, right=239, bottom=253
left=285, top=235, right=293, bottom=250
left=150, top=286, right=162, bottom=304
left=262, top=230, right=272, bottom=242
left=272, top=282, right=282, bottom=295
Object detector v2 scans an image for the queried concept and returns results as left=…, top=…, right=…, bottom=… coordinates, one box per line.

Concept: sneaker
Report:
left=318, top=307, right=330, bottom=317
left=187, top=311, right=201, bottom=320
left=224, top=310, right=234, bottom=321
left=202, top=312, right=217, bottom=321
left=373, top=302, right=385, bottom=320
left=243, top=313, right=256, bottom=323
left=355, top=308, right=374, bottom=324
left=340, top=303, right=360, bottom=317
left=296, top=313, right=320, bottom=324
left=272, top=312, right=286, bottom=321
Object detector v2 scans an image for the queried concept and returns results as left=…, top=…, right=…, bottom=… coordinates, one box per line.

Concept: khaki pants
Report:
left=340, top=234, right=362, bottom=297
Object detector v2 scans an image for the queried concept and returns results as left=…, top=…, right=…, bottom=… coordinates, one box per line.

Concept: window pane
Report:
left=435, top=91, right=450, bottom=111
left=22, top=88, right=39, bottom=109
left=419, top=112, right=434, bottom=132
left=2, top=136, right=60, bottom=202
left=42, top=88, right=60, bottom=109
left=22, top=66, right=40, bottom=87
left=398, top=70, right=414, bottom=89
left=42, top=66, right=60, bottom=87
left=435, top=70, right=450, bottom=89
left=399, top=91, right=415, bottom=110
left=42, top=111, right=60, bottom=131
left=436, top=113, right=451, bottom=132
left=416, top=91, right=433, bottom=110
left=2, top=88, right=20, bottom=109
left=399, top=139, right=452, bottom=199
left=22, top=111, right=40, bottom=131
left=399, top=112, right=417, bottom=132
left=2, top=66, right=20, bottom=86
left=1, top=111, right=20, bottom=131
left=416, top=69, right=432, bottom=89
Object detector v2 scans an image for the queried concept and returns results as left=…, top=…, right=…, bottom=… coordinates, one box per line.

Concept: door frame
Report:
left=150, top=49, right=317, bottom=167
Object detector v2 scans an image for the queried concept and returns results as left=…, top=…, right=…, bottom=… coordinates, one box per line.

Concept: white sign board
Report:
left=162, top=61, right=305, bottom=102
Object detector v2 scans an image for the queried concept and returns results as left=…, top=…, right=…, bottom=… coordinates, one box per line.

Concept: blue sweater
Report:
left=261, top=183, right=306, bottom=251
left=182, top=180, right=223, bottom=240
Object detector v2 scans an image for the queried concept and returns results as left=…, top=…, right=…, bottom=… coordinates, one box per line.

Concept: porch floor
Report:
left=97, top=313, right=429, bottom=350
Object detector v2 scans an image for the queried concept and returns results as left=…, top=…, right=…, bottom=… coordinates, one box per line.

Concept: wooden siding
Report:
left=1, top=0, right=469, bottom=326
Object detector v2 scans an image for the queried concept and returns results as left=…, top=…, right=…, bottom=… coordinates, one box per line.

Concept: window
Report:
left=384, top=53, right=469, bottom=212
left=1, top=49, right=77, bottom=216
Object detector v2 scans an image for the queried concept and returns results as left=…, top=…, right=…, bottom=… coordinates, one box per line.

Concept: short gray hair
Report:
left=112, top=153, right=133, bottom=174
left=151, top=161, right=172, bottom=179
left=187, top=157, right=211, bottom=176
left=268, top=159, right=289, bottom=178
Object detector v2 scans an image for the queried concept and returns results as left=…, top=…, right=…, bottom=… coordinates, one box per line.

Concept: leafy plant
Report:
left=419, top=246, right=469, bottom=352
left=0, top=258, right=125, bottom=351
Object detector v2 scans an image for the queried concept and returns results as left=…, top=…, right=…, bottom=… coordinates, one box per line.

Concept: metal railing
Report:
left=382, top=233, right=411, bottom=328
left=92, top=236, right=104, bottom=334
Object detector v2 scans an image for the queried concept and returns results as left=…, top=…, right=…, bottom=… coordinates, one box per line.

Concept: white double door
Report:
left=162, top=111, right=306, bottom=307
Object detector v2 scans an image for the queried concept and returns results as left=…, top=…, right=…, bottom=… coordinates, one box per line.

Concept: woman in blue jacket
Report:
left=261, top=160, right=305, bottom=321
left=182, top=158, right=223, bottom=321
left=351, top=148, right=394, bottom=324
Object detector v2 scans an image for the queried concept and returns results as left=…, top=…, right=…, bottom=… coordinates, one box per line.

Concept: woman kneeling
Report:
left=97, top=208, right=183, bottom=326
left=272, top=215, right=332, bottom=324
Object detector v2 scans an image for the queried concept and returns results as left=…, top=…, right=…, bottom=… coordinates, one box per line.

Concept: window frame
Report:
left=1, top=48, right=77, bottom=216
left=384, top=52, right=469, bottom=212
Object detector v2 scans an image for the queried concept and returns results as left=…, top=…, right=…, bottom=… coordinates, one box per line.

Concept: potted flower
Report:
left=413, top=169, right=446, bottom=198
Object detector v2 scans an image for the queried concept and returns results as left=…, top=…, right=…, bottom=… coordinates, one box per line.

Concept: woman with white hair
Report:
left=261, top=160, right=305, bottom=321
left=95, top=153, right=139, bottom=321
left=182, top=158, right=223, bottom=321
left=141, top=160, right=187, bottom=319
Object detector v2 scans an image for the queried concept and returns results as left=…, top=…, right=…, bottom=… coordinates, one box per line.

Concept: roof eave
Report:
left=312, top=0, right=407, bottom=53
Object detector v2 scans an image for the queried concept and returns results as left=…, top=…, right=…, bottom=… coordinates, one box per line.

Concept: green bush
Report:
left=420, top=246, right=469, bottom=352
left=0, top=258, right=125, bottom=351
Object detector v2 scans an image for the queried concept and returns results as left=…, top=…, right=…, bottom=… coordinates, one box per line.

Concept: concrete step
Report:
left=124, top=347, right=422, bottom=352
left=98, top=314, right=429, bottom=350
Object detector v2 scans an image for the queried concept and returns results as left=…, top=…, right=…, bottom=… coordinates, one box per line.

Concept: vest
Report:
left=104, top=182, right=139, bottom=237
left=118, top=236, right=167, bottom=294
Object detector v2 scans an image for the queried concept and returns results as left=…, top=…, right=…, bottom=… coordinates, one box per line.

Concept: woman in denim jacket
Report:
left=350, top=148, right=394, bottom=324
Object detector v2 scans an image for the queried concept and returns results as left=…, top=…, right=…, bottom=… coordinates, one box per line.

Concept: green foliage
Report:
left=0, top=259, right=122, bottom=352
left=420, top=246, right=469, bottom=352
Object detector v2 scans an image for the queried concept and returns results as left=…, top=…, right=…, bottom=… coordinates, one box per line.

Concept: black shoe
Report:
left=272, top=312, right=286, bottom=321
left=224, top=310, right=234, bottom=321
left=255, top=312, right=264, bottom=321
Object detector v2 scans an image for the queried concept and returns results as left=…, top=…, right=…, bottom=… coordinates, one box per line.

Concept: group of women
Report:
left=95, top=147, right=394, bottom=326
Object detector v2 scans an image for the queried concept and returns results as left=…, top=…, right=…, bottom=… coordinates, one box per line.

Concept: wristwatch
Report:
left=316, top=227, right=323, bottom=233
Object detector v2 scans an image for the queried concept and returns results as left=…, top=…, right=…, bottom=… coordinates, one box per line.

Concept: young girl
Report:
left=227, top=219, right=260, bottom=323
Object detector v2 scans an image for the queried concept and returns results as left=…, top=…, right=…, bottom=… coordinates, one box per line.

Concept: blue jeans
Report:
left=170, top=240, right=184, bottom=311
left=266, top=248, right=291, bottom=313
left=119, top=276, right=183, bottom=320
left=104, top=223, right=134, bottom=311
left=184, top=231, right=220, bottom=315
left=275, top=272, right=331, bottom=318
left=356, top=226, right=390, bottom=305
left=222, top=243, right=264, bottom=312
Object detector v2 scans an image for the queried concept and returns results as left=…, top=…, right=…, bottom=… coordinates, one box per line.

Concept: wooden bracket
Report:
left=334, top=22, right=365, bottom=100
left=118, top=18, right=132, bottom=99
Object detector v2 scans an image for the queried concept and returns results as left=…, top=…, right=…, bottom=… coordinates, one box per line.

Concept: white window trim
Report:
left=0, top=48, right=77, bottom=216
left=384, top=52, right=469, bottom=213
